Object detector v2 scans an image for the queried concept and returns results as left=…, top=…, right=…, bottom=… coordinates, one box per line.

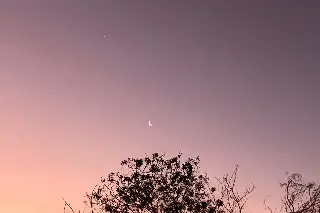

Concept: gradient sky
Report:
left=1, top=1, right=320, bottom=213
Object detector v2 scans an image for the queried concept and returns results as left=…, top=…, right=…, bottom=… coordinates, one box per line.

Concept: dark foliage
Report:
left=65, top=152, right=320, bottom=213
left=80, top=152, right=224, bottom=213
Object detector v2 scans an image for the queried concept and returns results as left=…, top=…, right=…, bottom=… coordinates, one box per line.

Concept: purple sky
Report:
left=1, top=1, right=319, bottom=212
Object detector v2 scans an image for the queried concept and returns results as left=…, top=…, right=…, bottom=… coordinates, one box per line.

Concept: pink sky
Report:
left=1, top=1, right=319, bottom=213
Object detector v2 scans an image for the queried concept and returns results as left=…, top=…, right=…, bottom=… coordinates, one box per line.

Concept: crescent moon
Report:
left=148, top=121, right=153, bottom=127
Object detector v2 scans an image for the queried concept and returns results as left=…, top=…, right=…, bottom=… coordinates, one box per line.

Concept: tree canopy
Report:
left=63, top=152, right=318, bottom=213
left=81, top=152, right=223, bottom=213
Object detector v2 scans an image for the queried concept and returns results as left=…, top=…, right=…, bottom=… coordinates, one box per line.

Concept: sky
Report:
left=1, top=1, right=320, bottom=213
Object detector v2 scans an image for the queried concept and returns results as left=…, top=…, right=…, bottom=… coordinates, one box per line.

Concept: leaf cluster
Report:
left=84, top=152, right=224, bottom=213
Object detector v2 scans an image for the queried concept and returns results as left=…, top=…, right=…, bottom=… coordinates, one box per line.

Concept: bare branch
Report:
left=215, top=165, right=255, bottom=213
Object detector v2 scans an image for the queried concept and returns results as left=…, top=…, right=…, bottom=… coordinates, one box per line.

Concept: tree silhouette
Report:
left=65, top=152, right=226, bottom=213
left=62, top=152, right=320, bottom=213
left=264, top=173, right=320, bottom=213
left=215, top=165, right=255, bottom=213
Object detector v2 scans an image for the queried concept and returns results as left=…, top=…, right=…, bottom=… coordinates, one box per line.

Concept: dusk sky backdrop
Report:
left=1, top=1, right=319, bottom=213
